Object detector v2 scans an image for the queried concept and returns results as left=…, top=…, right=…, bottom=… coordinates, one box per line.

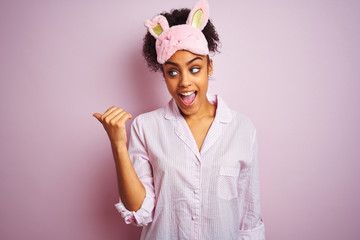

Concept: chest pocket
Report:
left=217, top=166, right=240, bottom=200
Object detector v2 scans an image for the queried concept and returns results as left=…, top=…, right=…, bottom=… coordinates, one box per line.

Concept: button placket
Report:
left=193, top=159, right=201, bottom=240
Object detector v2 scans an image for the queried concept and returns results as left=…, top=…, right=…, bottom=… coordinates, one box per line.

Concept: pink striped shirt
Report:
left=114, top=93, right=265, bottom=239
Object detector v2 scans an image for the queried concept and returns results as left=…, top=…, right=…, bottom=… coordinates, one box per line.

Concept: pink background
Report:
left=1, top=0, right=359, bottom=239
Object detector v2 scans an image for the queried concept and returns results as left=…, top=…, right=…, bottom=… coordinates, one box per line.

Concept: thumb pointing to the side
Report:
left=93, top=113, right=102, bottom=123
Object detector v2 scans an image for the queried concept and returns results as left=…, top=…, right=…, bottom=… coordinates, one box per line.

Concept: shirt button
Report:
left=195, top=162, right=200, bottom=166
left=192, top=216, right=197, bottom=221
left=194, top=189, right=199, bottom=194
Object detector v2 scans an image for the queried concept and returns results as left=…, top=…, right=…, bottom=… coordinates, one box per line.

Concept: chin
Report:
left=178, top=104, right=200, bottom=117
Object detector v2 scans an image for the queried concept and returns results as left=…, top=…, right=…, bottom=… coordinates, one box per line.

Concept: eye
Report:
left=168, top=70, right=178, bottom=76
left=190, top=67, right=200, bottom=73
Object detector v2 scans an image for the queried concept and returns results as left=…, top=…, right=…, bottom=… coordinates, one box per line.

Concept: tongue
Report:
left=181, top=92, right=196, bottom=104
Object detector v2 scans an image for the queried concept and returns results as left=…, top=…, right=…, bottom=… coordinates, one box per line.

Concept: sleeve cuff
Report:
left=239, top=220, right=265, bottom=240
left=114, top=194, right=154, bottom=227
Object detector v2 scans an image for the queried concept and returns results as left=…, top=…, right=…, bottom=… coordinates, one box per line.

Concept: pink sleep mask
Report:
left=144, top=0, right=210, bottom=64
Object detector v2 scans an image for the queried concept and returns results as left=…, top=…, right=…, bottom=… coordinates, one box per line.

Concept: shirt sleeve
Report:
left=238, top=128, right=266, bottom=239
left=114, top=115, right=156, bottom=227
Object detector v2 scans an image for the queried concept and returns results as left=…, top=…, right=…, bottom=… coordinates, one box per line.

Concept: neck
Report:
left=182, top=98, right=216, bottom=122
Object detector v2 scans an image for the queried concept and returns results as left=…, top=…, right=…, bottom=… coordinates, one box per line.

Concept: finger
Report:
left=104, top=108, right=125, bottom=124
left=110, top=111, right=127, bottom=125
left=117, top=112, right=133, bottom=126
left=101, top=106, right=120, bottom=121
left=93, top=113, right=102, bottom=122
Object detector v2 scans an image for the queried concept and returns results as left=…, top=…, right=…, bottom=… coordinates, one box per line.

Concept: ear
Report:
left=208, top=57, right=213, bottom=75
left=186, top=0, right=209, bottom=30
left=144, top=15, right=169, bottom=39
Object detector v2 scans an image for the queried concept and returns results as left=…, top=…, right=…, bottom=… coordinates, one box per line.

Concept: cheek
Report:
left=197, top=75, right=209, bottom=88
left=164, top=80, right=177, bottom=94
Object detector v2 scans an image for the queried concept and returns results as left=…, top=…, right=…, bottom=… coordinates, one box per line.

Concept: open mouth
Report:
left=178, top=91, right=197, bottom=106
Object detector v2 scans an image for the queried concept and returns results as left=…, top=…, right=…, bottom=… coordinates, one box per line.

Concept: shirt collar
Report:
left=164, top=93, right=233, bottom=124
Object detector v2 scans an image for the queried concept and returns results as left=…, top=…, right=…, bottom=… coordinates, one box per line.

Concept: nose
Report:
left=179, top=72, right=192, bottom=87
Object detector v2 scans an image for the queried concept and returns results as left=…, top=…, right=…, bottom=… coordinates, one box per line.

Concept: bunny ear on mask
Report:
left=144, top=15, right=169, bottom=39
left=144, top=0, right=211, bottom=64
left=186, top=0, right=209, bottom=30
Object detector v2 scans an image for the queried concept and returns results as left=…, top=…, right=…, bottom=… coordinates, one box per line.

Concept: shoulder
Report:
left=228, top=110, right=258, bottom=147
left=225, top=105, right=257, bottom=143
left=232, top=111, right=256, bottom=131
left=130, top=106, right=167, bottom=129
left=220, top=96, right=256, bottom=131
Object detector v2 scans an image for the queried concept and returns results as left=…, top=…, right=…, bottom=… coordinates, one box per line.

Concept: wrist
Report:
left=111, top=141, right=127, bottom=152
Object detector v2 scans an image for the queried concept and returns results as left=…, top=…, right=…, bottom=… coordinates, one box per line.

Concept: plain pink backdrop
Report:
left=1, top=0, right=359, bottom=239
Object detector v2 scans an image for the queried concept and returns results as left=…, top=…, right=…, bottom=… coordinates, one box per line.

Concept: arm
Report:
left=239, top=128, right=266, bottom=239
left=94, top=106, right=146, bottom=211
left=93, top=107, right=155, bottom=226
left=114, top=115, right=156, bottom=226
left=111, top=142, right=145, bottom=211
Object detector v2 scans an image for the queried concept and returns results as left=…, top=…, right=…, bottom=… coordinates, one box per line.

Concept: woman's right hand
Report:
left=94, top=107, right=146, bottom=211
left=93, top=106, right=133, bottom=147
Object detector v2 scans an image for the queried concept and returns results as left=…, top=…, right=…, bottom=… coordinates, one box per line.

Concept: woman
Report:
left=93, top=1, right=265, bottom=239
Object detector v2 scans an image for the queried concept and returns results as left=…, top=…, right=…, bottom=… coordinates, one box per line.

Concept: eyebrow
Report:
left=164, top=57, right=203, bottom=67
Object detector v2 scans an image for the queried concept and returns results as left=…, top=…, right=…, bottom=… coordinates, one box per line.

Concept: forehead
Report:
left=166, top=50, right=206, bottom=64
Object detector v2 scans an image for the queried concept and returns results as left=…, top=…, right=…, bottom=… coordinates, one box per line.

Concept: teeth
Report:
left=179, top=91, right=195, bottom=96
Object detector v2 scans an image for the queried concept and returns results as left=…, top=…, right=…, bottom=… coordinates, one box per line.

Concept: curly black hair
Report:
left=142, top=8, right=221, bottom=72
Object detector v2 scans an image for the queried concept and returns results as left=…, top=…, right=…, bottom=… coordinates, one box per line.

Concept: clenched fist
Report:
left=93, top=106, right=133, bottom=147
